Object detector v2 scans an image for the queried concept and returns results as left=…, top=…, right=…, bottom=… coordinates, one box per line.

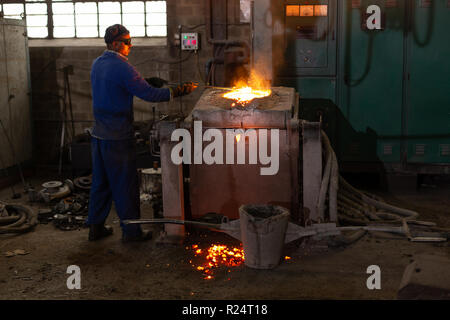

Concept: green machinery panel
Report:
left=274, top=0, right=339, bottom=149
left=281, top=0, right=337, bottom=76
left=338, top=0, right=405, bottom=163
left=406, top=0, right=450, bottom=164
left=275, top=0, right=450, bottom=171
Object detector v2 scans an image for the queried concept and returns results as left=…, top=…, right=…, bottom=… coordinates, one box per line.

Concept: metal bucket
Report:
left=239, top=204, right=290, bottom=269
left=139, top=168, right=162, bottom=194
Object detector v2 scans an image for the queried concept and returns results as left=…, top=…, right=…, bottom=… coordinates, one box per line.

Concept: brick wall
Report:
left=29, top=0, right=250, bottom=164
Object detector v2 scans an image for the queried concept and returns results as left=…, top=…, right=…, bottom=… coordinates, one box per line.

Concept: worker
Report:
left=87, top=24, right=197, bottom=242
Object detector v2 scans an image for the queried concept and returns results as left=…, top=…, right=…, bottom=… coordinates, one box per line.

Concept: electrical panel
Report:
left=281, top=0, right=337, bottom=76
left=181, top=33, right=199, bottom=50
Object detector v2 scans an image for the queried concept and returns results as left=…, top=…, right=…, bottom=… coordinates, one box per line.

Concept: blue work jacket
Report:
left=91, top=50, right=171, bottom=140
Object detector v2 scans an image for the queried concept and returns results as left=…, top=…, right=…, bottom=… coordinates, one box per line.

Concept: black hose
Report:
left=0, top=204, right=37, bottom=234
left=0, top=215, right=21, bottom=225
left=344, top=1, right=376, bottom=87
left=411, top=0, right=435, bottom=48
left=319, top=130, right=420, bottom=230
left=328, top=229, right=368, bottom=247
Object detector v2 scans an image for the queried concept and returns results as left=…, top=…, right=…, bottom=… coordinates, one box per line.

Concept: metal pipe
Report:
left=205, top=0, right=227, bottom=44
left=123, top=218, right=223, bottom=231
left=201, top=85, right=233, bottom=90
left=167, top=82, right=232, bottom=91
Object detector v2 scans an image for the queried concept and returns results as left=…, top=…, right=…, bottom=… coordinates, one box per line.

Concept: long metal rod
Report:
left=201, top=85, right=233, bottom=90
left=64, top=67, right=75, bottom=139
left=124, top=219, right=447, bottom=243
left=167, top=82, right=233, bottom=91
left=123, top=218, right=222, bottom=230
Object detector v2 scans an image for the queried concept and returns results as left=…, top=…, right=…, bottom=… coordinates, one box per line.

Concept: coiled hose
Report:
left=0, top=203, right=38, bottom=234
left=317, top=130, right=428, bottom=244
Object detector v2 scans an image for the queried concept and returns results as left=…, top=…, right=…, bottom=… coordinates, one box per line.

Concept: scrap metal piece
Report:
left=409, top=231, right=447, bottom=242
left=74, top=175, right=92, bottom=190
left=29, top=180, right=73, bottom=203
left=398, top=254, right=450, bottom=299
left=52, top=213, right=86, bottom=231
left=64, top=179, right=75, bottom=192
left=42, top=181, right=63, bottom=193
left=45, top=184, right=71, bottom=202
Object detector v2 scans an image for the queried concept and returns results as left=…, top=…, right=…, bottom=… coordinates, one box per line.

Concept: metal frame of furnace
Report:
left=157, top=89, right=324, bottom=242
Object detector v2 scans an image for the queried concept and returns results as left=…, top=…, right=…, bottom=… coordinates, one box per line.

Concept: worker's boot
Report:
left=122, top=229, right=152, bottom=243
left=88, top=224, right=113, bottom=241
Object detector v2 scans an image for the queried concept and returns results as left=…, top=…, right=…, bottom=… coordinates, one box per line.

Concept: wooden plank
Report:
left=0, top=20, right=13, bottom=168
left=0, top=19, right=32, bottom=169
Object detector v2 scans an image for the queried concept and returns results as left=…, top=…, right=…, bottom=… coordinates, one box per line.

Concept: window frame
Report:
left=0, top=0, right=167, bottom=39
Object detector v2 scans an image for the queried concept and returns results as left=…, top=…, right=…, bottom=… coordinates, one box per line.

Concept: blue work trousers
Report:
left=86, top=137, right=142, bottom=237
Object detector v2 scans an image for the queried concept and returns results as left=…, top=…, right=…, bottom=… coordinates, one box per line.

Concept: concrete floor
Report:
left=0, top=172, right=449, bottom=300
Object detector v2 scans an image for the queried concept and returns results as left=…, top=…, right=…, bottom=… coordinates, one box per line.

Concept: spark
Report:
left=189, top=243, right=245, bottom=280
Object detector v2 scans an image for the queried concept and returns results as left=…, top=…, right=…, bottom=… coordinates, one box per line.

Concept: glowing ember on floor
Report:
left=187, top=244, right=245, bottom=279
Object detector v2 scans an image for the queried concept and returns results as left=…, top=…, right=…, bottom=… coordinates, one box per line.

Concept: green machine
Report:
left=257, top=0, right=450, bottom=175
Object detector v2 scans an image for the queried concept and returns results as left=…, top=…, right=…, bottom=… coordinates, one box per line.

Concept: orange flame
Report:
left=223, top=70, right=271, bottom=107
left=223, top=87, right=271, bottom=105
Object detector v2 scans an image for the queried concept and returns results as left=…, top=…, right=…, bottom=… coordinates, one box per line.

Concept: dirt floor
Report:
left=0, top=172, right=449, bottom=300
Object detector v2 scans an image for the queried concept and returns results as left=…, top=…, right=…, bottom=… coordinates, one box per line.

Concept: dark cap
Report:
left=104, top=24, right=129, bottom=44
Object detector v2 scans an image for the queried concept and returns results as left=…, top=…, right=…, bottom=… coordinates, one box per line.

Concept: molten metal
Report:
left=223, top=86, right=271, bottom=106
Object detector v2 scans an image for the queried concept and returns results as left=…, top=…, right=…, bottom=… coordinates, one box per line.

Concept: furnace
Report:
left=189, top=87, right=296, bottom=128
left=156, top=85, right=325, bottom=243
left=186, top=87, right=300, bottom=221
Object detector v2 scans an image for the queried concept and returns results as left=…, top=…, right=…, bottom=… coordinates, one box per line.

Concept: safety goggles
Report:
left=115, top=38, right=132, bottom=46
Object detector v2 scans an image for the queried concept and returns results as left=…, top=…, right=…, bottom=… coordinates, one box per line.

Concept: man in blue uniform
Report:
left=87, top=24, right=197, bottom=242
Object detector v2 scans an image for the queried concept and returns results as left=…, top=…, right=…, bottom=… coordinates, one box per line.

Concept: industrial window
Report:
left=300, top=5, right=314, bottom=17
left=314, top=5, right=327, bottom=16
left=285, top=4, right=328, bottom=17
left=286, top=5, right=300, bottom=17
left=0, top=1, right=167, bottom=39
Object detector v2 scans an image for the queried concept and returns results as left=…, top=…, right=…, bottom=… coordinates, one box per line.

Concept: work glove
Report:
left=145, top=77, right=169, bottom=88
left=170, top=82, right=198, bottom=98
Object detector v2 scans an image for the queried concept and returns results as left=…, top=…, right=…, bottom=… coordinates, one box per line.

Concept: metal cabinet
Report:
left=405, top=0, right=450, bottom=164
left=281, top=0, right=337, bottom=77
left=268, top=0, right=450, bottom=172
